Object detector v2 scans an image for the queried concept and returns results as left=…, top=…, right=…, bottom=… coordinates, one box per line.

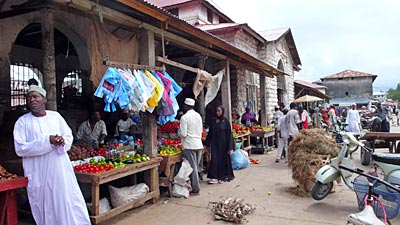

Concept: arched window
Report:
left=62, top=70, right=82, bottom=98
left=10, top=63, right=43, bottom=107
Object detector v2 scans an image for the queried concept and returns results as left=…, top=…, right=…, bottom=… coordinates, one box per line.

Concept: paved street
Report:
left=101, top=126, right=400, bottom=225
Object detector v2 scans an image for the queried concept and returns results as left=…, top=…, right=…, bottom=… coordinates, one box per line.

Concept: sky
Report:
left=211, top=0, right=400, bottom=92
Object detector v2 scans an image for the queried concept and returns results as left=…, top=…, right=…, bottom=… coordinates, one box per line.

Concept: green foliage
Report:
left=387, top=83, right=400, bottom=101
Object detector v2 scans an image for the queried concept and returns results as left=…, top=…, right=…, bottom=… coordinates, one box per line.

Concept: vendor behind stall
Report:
left=115, top=108, right=136, bottom=136
left=76, top=111, right=107, bottom=146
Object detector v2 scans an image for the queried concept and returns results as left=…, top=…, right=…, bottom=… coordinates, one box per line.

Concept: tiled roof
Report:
left=145, top=0, right=191, bottom=8
left=322, top=70, right=378, bottom=80
left=258, top=28, right=290, bottom=42
left=295, top=80, right=327, bottom=89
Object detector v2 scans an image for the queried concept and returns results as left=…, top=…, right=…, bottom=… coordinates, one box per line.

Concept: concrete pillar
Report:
left=221, top=61, right=232, bottom=124
left=41, top=8, right=57, bottom=110
left=138, top=29, right=157, bottom=157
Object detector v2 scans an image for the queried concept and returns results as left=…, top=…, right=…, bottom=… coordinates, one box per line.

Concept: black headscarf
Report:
left=216, top=105, right=225, bottom=119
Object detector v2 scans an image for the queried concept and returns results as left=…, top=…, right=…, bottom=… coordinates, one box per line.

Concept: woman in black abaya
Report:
left=205, top=105, right=235, bottom=184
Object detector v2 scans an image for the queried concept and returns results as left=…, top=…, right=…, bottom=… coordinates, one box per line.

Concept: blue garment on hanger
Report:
left=94, top=67, right=122, bottom=112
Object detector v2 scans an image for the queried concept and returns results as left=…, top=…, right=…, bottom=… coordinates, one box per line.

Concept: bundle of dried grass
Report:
left=208, top=197, right=256, bottom=224
left=288, top=129, right=340, bottom=194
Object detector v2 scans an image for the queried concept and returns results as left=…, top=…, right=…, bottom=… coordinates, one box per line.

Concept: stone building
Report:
left=147, top=0, right=301, bottom=122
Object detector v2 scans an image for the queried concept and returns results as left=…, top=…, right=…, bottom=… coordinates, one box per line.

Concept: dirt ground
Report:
left=19, top=126, right=400, bottom=225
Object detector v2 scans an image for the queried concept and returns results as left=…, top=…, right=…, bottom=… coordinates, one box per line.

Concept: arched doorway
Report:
left=10, top=22, right=90, bottom=110
left=276, top=59, right=287, bottom=108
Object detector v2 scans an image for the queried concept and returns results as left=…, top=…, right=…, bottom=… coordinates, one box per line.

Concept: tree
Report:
left=387, top=83, right=400, bottom=101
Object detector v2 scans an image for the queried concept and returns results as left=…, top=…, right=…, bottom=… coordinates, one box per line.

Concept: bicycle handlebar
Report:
left=339, top=165, right=400, bottom=193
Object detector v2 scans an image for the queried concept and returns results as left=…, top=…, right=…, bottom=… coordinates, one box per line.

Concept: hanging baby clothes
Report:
left=94, top=67, right=122, bottom=112
left=133, top=69, right=155, bottom=111
left=162, top=71, right=182, bottom=121
left=118, top=69, right=145, bottom=112
left=153, top=71, right=174, bottom=119
left=143, top=70, right=164, bottom=113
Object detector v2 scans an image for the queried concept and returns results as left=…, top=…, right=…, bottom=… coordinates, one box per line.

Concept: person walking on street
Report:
left=204, top=105, right=235, bottom=184
left=346, top=103, right=361, bottom=133
left=312, top=107, right=322, bottom=128
left=272, top=106, right=284, bottom=147
left=178, top=98, right=203, bottom=195
left=276, top=109, right=289, bottom=163
left=298, top=107, right=310, bottom=130
left=286, top=102, right=302, bottom=146
left=13, top=85, right=90, bottom=225
left=328, top=104, right=337, bottom=129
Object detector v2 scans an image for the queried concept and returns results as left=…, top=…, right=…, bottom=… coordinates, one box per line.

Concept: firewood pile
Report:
left=208, top=197, right=256, bottom=224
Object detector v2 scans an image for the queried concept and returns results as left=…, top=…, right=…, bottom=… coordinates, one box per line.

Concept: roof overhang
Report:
left=294, top=81, right=331, bottom=101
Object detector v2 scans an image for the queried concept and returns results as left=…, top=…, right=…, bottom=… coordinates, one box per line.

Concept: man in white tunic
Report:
left=13, top=85, right=90, bottom=225
left=346, top=103, right=361, bottom=133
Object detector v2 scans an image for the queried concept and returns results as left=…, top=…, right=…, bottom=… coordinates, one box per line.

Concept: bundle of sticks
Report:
left=208, top=197, right=256, bottom=224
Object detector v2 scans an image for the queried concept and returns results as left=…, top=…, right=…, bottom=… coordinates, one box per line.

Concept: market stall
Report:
left=232, top=123, right=251, bottom=155
left=250, top=125, right=275, bottom=154
left=74, top=157, right=162, bottom=225
left=0, top=165, right=28, bottom=225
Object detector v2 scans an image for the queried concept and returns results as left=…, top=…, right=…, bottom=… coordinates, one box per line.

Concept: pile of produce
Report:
left=288, top=129, right=339, bottom=195
left=0, top=165, right=18, bottom=181
left=68, top=144, right=99, bottom=161
left=208, top=197, right=256, bottom=224
left=131, top=153, right=151, bottom=163
left=232, top=123, right=250, bottom=137
left=161, top=138, right=182, bottom=149
left=158, top=145, right=181, bottom=157
left=157, top=121, right=180, bottom=133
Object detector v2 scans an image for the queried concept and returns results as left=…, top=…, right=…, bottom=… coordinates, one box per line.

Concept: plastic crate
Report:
left=354, top=175, right=400, bottom=219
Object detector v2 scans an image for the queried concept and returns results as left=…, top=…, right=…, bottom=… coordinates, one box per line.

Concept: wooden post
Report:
left=41, top=8, right=57, bottom=110
left=260, top=74, right=267, bottom=126
left=221, top=61, right=232, bottom=124
left=197, top=55, right=206, bottom=120
left=138, top=29, right=157, bottom=157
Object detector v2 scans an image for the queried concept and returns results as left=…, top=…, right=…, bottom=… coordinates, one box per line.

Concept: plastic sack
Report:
left=109, top=183, right=149, bottom=208
left=172, top=158, right=193, bottom=198
left=87, top=198, right=111, bottom=214
left=231, top=149, right=250, bottom=170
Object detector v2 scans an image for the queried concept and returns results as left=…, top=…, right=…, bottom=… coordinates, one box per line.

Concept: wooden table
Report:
left=250, top=130, right=275, bottom=154
left=75, top=157, right=162, bottom=225
left=158, top=155, right=182, bottom=197
left=0, top=177, right=28, bottom=225
left=234, top=133, right=251, bottom=155
left=359, top=132, right=400, bottom=153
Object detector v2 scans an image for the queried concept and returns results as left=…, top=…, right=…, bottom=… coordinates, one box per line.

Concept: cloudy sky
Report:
left=211, top=0, right=400, bottom=91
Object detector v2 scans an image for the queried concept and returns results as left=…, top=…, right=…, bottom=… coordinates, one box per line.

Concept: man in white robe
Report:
left=346, top=103, right=361, bottom=133
left=13, top=85, right=90, bottom=225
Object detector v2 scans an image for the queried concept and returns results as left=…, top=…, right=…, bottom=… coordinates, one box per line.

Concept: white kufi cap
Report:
left=184, top=98, right=195, bottom=106
left=28, top=85, right=46, bottom=97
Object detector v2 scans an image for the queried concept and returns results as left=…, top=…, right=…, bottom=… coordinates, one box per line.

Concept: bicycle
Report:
left=340, top=165, right=400, bottom=225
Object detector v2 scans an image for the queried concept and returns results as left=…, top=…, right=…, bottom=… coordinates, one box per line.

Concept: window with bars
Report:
left=62, top=70, right=82, bottom=98
left=10, top=63, right=42, bottom=107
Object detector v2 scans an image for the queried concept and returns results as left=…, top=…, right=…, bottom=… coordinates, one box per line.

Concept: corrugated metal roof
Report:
left=295, top=80, right=327, bottom=89
left=322, top=70, right=378, bottom=80
left=145, top=0, right=191, bottom=8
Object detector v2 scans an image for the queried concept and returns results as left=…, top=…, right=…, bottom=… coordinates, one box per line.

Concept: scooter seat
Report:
left=372, top=152, right=400, bottom=166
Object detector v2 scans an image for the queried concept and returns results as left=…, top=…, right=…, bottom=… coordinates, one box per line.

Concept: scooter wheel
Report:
left=311, top=181, right=333, bottom=200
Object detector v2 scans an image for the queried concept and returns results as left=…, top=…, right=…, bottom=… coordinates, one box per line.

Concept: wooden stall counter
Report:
left=75, top=157, right=162, bottom=225
left=158, top=154, right=182, bottom=197
left=0, top=177, right=28, bottom=225
left=234, top=133, right=251, bottom=155
left=250, top=130, right=274, bottom=154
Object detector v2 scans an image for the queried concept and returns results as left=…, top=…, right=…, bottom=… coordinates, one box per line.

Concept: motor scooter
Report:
left=372, top=153, right=400, bottom=186
left=311, top=130, right=363, bottom=200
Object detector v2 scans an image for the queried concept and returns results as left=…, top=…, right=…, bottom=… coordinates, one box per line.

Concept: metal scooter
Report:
left=372, top=153, right=400, bottom=186
left=311, top=130, right=364, bottom=200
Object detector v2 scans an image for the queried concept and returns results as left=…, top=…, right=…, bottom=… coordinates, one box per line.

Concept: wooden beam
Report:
left=156, top=56, right=198, bottom=73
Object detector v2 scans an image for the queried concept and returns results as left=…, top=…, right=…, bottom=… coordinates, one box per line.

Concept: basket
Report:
left=353, top=175, right=400, bottom=219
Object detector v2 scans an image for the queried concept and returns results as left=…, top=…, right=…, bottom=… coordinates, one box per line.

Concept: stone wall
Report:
left=323, top=77, right=374, bottom=98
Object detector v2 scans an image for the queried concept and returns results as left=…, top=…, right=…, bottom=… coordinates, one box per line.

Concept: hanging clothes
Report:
left=94, top=67, right=122, bottom=112
left=205, top=68, right=225, bottom=106
left=192, top=69, right=212, bottom=99
left=143, top=70, right=164, bottom=112
left=133, top=69, right=155, bottom=111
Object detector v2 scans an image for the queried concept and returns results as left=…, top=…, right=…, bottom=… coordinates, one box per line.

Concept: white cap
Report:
left=184, top=98, right=195, bottom=106
left=28, top=85, right=46, bottom=97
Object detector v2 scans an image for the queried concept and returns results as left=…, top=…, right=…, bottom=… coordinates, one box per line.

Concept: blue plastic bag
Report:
left=231, top=149, right=250, bottom=170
